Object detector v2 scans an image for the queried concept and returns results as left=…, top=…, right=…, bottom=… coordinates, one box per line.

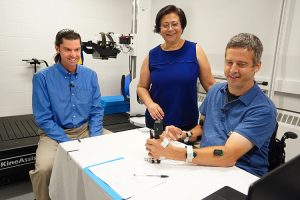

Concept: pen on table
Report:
left=77, top=139, right=81, bottom=143
left=133, top=174, right=169, bottom=178
left=67, top=149, right=79, bottom=153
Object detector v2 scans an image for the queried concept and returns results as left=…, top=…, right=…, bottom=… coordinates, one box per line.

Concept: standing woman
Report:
left=137, top=5, right=215, bottom=130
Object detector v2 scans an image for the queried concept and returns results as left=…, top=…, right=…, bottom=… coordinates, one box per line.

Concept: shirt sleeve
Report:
left=88, top=72, right=104, bottom=136
left=199, top=83, right=222, bottom=117
left=199, top=84, right=216, bottom=116
left=32, top=73, right=71, bottom=143
left=234, top=106, right=276, bottom=149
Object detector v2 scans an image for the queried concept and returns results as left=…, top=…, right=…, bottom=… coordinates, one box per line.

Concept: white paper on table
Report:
left=88, top=157, right=167, bottom=199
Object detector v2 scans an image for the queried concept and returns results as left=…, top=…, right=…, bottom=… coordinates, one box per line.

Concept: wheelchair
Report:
left=268, top=122, right=298, bottom=171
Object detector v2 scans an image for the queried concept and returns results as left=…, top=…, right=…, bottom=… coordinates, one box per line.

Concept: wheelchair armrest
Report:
left=281, top=131, right=298, bottom=142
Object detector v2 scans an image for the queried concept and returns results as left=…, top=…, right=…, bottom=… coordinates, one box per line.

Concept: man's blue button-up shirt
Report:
left=32, top=62, right=104, bottom=143
left=199, top=83, right=276, bottom=176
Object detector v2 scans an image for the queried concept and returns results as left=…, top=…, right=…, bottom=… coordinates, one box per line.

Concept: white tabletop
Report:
left=49, top=129, right=258, bottom=200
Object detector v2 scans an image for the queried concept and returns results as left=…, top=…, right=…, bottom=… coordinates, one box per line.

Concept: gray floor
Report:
left=0, top=179, right=34, bottom=200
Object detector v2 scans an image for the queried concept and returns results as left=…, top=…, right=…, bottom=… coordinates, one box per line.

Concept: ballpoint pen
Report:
left=67, top=149, right=79, bottom=153
left=133, top=174, right=169, bottom=178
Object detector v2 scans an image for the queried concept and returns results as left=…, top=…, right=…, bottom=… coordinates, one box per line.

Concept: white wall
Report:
left=0, top=0, right=132, bottom=117
left=273, top=0, right=300, bottom=112
left=1, top=0, right=299, bottom=116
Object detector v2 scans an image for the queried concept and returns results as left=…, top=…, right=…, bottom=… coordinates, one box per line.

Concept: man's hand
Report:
left=146, top=138, right=165, bottom=159
left=163, top=125, right=182, bottom=141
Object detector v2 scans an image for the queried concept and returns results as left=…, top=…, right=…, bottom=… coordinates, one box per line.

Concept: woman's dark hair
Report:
left=54, top=29, right=81, bottom=63
left=154, top=5, right=187, bottom=33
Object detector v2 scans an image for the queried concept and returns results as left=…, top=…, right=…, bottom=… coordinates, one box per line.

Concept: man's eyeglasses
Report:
left=160, top=22, right=181, bottom=30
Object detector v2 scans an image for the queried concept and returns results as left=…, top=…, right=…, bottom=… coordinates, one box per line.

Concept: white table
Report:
left=49, top=129, right=258, bottom=200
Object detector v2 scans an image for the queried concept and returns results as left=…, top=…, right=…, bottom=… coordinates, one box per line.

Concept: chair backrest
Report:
left=268, top=122, right=285, bottom=171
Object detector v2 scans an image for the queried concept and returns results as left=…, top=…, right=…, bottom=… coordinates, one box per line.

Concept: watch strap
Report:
left=183, top=131, right=192, bottom=143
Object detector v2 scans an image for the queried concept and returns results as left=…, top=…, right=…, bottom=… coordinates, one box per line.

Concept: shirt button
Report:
left=72, top=104, right=75, bottom=107
left=73, top=115, right=76, bottom=118
left=65, top=77, right=67, bottom=79
left=71, top=93, right=74, bottom=96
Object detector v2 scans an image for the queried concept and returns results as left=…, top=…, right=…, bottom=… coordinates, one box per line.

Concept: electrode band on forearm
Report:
left=185, top=145, right=194, bottom=162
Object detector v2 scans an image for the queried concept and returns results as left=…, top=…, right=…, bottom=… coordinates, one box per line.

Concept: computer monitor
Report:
left=202, top=154, right=300, bottom=200
left=247, top=154, right=300, bottom=200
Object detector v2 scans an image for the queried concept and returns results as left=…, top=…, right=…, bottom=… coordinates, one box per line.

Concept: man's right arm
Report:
left=148, top=131, right=253, bottom=167
left=32, top=73, right=70, bottom=143
left=164, top=123, right=203, bottom=142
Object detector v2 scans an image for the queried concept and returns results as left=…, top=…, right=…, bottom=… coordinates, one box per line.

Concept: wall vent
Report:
left=198, top=93, right=206, bottom=103
left=276, top=109, right=300, bottom=161
left=277, top=109, right=300, bottom=128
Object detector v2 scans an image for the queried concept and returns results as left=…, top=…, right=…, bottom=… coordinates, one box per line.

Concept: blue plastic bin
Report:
left=100, top=95, right=130, bottom=115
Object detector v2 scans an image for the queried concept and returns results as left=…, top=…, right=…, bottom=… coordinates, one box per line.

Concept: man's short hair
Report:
left=226, top=33, right=263, bottom=65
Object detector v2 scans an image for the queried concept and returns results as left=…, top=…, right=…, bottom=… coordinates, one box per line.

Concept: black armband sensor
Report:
left=213, top=149, right=224, bottom=156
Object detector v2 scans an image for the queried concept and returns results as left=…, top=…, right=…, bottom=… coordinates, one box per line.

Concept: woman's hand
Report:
left=147, top=102, right=164, bottom=120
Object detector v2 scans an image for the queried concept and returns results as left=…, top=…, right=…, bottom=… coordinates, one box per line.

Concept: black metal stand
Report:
left=22, top=58, right=48, bottom=73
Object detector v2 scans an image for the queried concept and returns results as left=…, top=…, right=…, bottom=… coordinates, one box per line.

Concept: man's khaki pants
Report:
left=29, top=123, right=89, bottom=200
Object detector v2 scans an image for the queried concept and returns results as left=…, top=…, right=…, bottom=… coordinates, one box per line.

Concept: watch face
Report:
left=199, top=119, right=204, bottom=126
left=187, top=131, right=192, bottom=137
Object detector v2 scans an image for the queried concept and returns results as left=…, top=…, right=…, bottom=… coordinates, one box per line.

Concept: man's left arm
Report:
left=191, top=132, right=253, bottom=167
left=193, top=108, right=275, bottom=166
left=88, top=72, right=104, bottom=136
left=147, top=132, right=253, bottom=167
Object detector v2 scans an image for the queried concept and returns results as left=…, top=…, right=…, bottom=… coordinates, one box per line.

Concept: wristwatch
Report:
left=183, top=131, right=192, bottom=143
left=199, top=118, right=204, bottom=126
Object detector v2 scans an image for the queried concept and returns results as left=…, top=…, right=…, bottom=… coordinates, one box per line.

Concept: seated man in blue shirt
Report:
left=145, top=33, right=277, bottom=177
left=29, top=29, right=104, bottom=200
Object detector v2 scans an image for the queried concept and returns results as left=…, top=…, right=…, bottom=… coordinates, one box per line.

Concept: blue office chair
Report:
left=268, top=122, right=298, bottom=171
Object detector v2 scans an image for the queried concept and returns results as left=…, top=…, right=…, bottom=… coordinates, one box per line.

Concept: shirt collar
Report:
left=220, top=82, right=260, bottom=106
left=55, top=62, right=79, bottom=76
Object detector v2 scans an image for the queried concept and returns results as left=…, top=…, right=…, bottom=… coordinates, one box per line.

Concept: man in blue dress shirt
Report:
left=29, top=29, right=104, bottom=200
left=146, top=33, right=277, bottom=177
